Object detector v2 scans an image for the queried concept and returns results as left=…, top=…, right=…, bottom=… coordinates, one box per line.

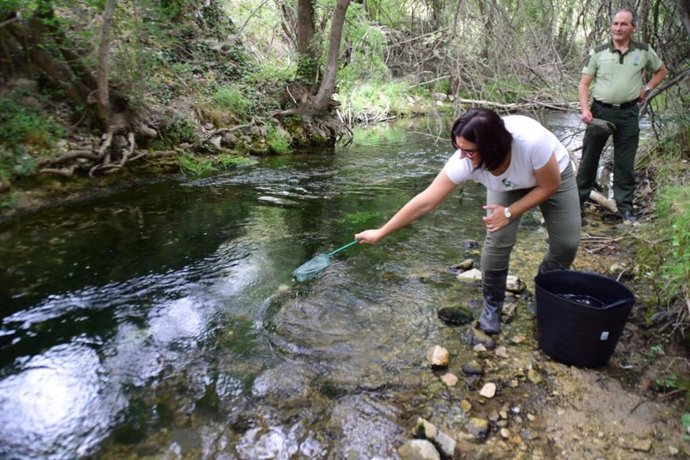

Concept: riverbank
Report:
left=421, top=208, right=690, bottom=459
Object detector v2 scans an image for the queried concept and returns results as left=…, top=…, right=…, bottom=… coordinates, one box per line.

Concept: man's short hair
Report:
left=613, top=7, right=637, bottom=26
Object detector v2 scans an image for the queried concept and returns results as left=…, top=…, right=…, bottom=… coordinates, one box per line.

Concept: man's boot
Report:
left=477, top=269, right=508, bottom=335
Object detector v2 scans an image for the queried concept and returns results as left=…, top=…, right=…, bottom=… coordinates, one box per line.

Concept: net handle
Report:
left=327, top=240, right=358, bottom=257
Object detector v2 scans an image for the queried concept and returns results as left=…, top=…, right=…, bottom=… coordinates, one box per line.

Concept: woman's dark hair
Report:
left=450, top=108, right=513, bottom=171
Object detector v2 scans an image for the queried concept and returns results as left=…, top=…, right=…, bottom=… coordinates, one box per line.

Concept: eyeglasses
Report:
left=458, top=147, right=478, bottom=159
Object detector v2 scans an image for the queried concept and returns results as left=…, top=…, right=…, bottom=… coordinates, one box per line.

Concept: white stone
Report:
left=479, top=382, right=497, bottom=398
left=456, top=268, right=481, bottom=284
left=426, top=345, right=449, bottom=368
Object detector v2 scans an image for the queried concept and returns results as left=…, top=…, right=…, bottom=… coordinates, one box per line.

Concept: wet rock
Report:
left=495, top=346, right=509, bottom=358
left=437, top=306, right=474, bottom=326
left=506, top=276, right=526, bottom=294
left=462, top=360, right=484, bottom=376
left=465, top=374, right=482, bottom=390
left=449, top=259, right=474, bottom=271
left=465, top=417, right=490, bottom=441
left=440, top=373, right=458, bottom=387
left=426, top=346, right=450, bottom=368
left=457, top=268, right=481, bottom=284
left=412, top=418, right=457, bottom=458
left=470, top=328, right=496, bottom=350
left=502, top=300, right=517, bottom=321
left=479, top=382, right=497, bottom=398
left=398, top=439, right=440, bottom=460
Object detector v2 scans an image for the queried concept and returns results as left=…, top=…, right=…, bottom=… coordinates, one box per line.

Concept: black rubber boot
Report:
left=477, top=269, right=508, bottom=335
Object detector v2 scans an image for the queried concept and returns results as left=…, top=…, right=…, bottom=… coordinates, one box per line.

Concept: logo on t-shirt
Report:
left=502, top=178, right=516, bottom=189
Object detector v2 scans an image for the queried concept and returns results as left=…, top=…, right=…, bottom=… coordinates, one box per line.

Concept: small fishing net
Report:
left=292, top=253, right=332, bottom=282
left=292, top=240, right=358, bottom=282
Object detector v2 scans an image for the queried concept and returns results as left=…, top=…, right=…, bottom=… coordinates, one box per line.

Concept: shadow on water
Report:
left=0, top=113, right=584, bottom=459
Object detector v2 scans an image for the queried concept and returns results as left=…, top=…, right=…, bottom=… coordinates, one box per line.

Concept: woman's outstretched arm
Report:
left=355, top=171, right=458, bottom=244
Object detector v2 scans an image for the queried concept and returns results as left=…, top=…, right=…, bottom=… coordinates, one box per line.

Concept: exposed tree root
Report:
left=37, top=129, right=168, bottom=178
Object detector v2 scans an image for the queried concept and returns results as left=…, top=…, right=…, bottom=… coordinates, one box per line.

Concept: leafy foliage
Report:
left=0, top=92, right=65, bottom=179
left=265, top=125, right=292, bottom=155
left=212, top=86, right=250, bottom=119
left=655, top=185, right=690, bottom=299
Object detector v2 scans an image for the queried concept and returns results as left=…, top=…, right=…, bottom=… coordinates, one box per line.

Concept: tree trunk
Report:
left=311, top=0, right=351, bottom=112
left=678, top=0, right=690, bottom=35
left=96, top=0, right=116, bottom=127
left=5, top=11, right=91, bottom=106
left=296, top=0, right=318, bottom=81
left=35, top=1, right=98, bottom=89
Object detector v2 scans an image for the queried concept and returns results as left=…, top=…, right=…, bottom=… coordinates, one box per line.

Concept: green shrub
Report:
left=335, top=80, right=427, bottom=122
left=266, top=126, right=292, bottom=154
left=212, top=86, right=249, bottom=118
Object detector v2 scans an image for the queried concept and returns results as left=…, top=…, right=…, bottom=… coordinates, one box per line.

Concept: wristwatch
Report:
left=644, top=85, right=651, bottom=94
left=504, top=207, right=512, bottom=221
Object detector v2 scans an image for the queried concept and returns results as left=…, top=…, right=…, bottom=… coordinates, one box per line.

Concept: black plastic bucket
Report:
left=535, top=270, right=635, bottom=367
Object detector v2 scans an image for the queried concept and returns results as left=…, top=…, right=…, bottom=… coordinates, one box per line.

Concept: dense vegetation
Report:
left=1, top=0, right=689, bottom=402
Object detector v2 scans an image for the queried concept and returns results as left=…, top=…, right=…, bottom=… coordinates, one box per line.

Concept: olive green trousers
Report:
left=577, top=102, right=640, bottom=214
left=481, top=164, right=581, bottom=272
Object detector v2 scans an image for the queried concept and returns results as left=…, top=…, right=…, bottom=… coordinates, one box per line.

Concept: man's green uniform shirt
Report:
left=583, top=40, right=663, bottom=104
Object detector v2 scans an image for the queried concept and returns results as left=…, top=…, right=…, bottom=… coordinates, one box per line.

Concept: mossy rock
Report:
left=437, top=306, right=474, bottom=326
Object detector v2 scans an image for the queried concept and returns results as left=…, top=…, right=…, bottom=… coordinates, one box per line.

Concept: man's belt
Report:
left=593, top=98, right=639, bottom=109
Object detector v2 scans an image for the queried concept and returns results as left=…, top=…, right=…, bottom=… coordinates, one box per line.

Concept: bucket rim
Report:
left=534, top=270, right=635, bottom=307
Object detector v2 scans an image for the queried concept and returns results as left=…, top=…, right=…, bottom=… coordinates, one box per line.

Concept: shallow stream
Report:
left=1, top=113, right=585, bottom=459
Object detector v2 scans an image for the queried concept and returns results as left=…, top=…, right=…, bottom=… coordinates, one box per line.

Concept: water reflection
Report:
left=0, top=344, right=124, bottom=459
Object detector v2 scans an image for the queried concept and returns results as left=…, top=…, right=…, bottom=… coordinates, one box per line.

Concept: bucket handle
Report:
left=603, top=298, right=632, bottom=309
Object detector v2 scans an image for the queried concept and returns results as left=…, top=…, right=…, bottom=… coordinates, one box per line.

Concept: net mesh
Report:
left=292, top=253, right=332, bottom=282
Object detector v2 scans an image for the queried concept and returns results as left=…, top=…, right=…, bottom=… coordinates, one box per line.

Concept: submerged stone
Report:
left=462, top=360, right=484, bottom=376
left=437, top=306, right=474, bottom=326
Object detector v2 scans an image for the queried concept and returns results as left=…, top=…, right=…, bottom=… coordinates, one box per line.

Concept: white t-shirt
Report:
left=442, top=115, right=571, bottom=191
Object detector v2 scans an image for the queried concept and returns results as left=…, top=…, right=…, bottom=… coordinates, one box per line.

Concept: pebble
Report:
left=441, top=372, right=458, bottom=387
left=398, top=439, right=440, bottom=460
left=460, top=399, right=472, bottom=413
left=479, top=382, right=497, bottom=398
left=495, top=345, right=509, bottom=358
left=462, top=360, right=484, bottom=375
left=426, top=345, right=449, bottom=368
left=527, top=369, right=543, bottom=384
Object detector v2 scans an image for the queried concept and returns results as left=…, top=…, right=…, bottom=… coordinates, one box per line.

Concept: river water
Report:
left=1, top=113, right=584, bottom=459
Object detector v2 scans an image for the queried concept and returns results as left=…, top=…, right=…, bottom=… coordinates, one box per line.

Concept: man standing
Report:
left=577, top=8, right=667, bottom=222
